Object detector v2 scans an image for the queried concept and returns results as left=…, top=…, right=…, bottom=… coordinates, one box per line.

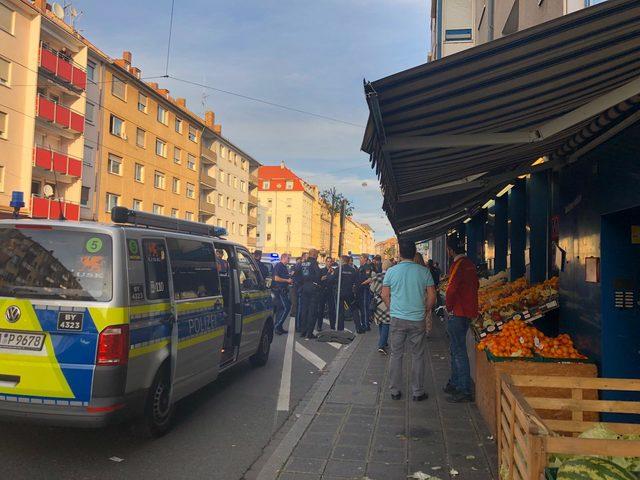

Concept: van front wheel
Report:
left=250, top=322, right=272, bottom=367
left=141, top=366, right=175, bottom=437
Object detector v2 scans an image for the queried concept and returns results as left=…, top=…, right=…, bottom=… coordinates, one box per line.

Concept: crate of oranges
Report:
left=476, top=320, right=588, bottom=362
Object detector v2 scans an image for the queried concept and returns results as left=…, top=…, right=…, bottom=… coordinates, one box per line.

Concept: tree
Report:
left=320, top=187, right=353, bottom=257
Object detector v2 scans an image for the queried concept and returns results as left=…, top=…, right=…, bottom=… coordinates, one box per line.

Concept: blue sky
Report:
left=73, top=0, right=431, bottom=241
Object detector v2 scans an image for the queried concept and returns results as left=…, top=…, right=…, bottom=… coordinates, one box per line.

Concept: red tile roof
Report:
left=258, top=165, right=305, bottom=191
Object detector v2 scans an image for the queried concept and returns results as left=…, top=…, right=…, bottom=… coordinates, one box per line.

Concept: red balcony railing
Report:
left=39, top=45, right=86, bottom=91
left=36, top=95, right=85, bottom=134
left=31, top=196, right=80, bottom=221
left=33, top=146, right=82, bottom=178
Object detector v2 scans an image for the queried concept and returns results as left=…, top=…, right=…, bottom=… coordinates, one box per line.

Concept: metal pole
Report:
left=334, top=257, right=342, bottom=328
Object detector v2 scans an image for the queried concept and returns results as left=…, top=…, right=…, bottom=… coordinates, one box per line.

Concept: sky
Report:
left=71, top=0, right=432, bottom=241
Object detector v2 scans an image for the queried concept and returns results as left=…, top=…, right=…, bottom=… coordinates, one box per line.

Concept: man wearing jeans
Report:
left=381, top=241, right=436, bottom=401
left=443, top=236, right=479, bottom=403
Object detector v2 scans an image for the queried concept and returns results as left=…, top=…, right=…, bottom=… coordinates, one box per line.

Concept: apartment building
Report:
left=200, top=120, right=260, bottom=246
left=95, top=51, right=202, bottom=223
left=0, top=0, right=87, bottom=220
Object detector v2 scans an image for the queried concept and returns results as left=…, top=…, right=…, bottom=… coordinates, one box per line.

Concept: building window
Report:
left=186, top=183, right=195, bottom=199
left=285, top=180, right=294, bottom=190
left=153, top=204, right=163, bottom=215
left=218, top=194, right=224, bottom=207
left=83, top=145, right=94, bottom=167
left=138, top=93, right=147, bottom=113
left=227, top=197, right=232, bottom=209
left=232, top=199, right=236, bottom=210
left=86, top=60, right=96, bottom=82
left=109, top=114, right=124, bottom=137
left=241, top=181, right=246, bottom=192
left=154, top=171, right=165, bottom=189
left=187, top=153, right=196, bottom=170
left=107, top=153, right=122, bottom=175
left=85, top=102, right=95, bottom=124
left=286, top=216, right=291, bottom=224
left=0, top=3, right=15, bottom=35
left=134, top=163, right=144, bottom=182
left=132, top=198, right=142, bottom=210
left=172, top=177, right=180, bottom=194
left=105, top=193, right=119, bottom=212
left=155, top=138, right=167, bottom=157
left=111, top=75, right=126, bottom=100
left=267, top=215, right=272, bottom=224
left=266, top=233, right=271, bottom=241
left=0, top=111, right=7, bottom=139
left=219, top=170, right=225, bottom=182
left=234, top=177, right=238, bottom=189
left=170, top=208, right=178, bottom=218
left=135, top=127, right=146, bottom=148
left=175, top=117, right=182, bottom=133
left=157, top=105, right=168, bottom=124
left=171, top=147, right=180, bottom=164
left=286, top=198, right=292, bottom=207
left=188, top=125, right=198, bottom=142
left=240, top=202, right=246, bottom=214
left=80, top=186, right=90, bottom=206
left=185, top=211, right=193, bottom=221
left=227, top=174, right=231, bottom=186
left=263, top=181, right=270, bottom=189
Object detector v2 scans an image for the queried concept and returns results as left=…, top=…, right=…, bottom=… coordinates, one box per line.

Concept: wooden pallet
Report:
left=498, top=374, right=640, bottom=480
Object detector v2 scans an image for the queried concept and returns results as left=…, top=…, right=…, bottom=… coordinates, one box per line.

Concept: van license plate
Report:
left=0, top=331, right=46, bottom=351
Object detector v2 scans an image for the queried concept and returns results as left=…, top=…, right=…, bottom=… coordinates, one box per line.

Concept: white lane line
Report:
left=295, top=341, right=327, bottom=370
left=277, top=317, right=295, bottom=412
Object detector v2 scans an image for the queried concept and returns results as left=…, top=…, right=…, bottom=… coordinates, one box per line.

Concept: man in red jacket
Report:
left=444, top=235, right=479, bottom=403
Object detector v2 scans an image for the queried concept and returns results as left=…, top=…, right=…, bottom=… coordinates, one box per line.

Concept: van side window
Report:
left=237, top=250, right=259, bottom=291
left=142, top=239, right=170, bottom=300
left=167, top=238, right=220, bottom=299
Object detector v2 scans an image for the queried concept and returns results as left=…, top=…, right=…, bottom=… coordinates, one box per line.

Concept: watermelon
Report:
left=557, top=457, right=637, bottom=480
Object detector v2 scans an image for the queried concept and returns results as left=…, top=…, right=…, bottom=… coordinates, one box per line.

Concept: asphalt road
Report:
left=0, top=321, right=342, bottom=480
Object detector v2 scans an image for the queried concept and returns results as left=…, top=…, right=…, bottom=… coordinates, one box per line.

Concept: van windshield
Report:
left=0, top=226, right=113, bottom=302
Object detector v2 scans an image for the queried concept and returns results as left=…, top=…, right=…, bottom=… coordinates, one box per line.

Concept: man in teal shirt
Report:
left=381, top=240, right=436, bottom=401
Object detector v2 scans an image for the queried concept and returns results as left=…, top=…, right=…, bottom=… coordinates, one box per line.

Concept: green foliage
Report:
left=320, top=187, right=354, bottom=217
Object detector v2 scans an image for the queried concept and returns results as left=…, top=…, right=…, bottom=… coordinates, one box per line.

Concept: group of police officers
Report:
left=267, top=249, right=383, bottom=339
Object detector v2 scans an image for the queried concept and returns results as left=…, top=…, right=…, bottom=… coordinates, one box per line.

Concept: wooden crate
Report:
left=475, top=349, right=598, bottom=435
left=498, top=374, right=640, bottom=480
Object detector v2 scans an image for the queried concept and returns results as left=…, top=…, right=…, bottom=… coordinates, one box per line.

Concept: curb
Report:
left=253, top=334, right=363, bottom=480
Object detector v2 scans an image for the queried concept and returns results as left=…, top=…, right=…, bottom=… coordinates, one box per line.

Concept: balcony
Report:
left=247, top=237, right=257, bottom=247
left=200, top=169, right=217, bottom=190
left=36, top=95, right=84, bottom=134
left=249, top=172, right=259, bottom=186
left=199, top=196, right=216, bottom=216
left=39, top=44, right=86, bottom=92
left=33, top=146, right=82, bottom=178
left=201, top=149, right=217, bottom=165
left=31, top=196, right=80, bottom=221
left=248, top=194, right=259, bottom=206
left=247, top=214, right=258, bottom=226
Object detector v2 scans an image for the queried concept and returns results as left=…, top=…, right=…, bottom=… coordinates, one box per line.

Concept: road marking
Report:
left=327, top=342, right=342, bottom=349
left=295, top=341, right=327, bottom=370
left=277, top=317, right=295, bottom=412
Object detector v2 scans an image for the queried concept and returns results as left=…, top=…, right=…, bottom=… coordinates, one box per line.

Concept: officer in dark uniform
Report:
left=292, top=253, right=307, bottom=330
left=330, top=255, right=364, bottom=332
left=253, top=250, right=271, bottom=280
left=293, top=249, right=322, bottom=339
left=358, top=254, right=374, bottom=331
left=272, top=253, right=293, bottom=335
left=315, top=257, right=338, bottom=331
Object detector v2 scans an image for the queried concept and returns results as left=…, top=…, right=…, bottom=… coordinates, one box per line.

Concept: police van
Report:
left=0, top=207, right=273, bottom=436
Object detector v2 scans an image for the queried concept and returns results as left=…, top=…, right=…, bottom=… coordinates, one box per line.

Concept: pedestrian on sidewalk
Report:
left=381, top=240, right=436, bottom=401
left=272, top=253, right=293, bottom=335
left=370, top=259, right=392, bottom=354
left=443, top=235, right=479, bottom=403
left=294, top=249, right=322, bottom=339
left=358, top=254, right=374, bottom=331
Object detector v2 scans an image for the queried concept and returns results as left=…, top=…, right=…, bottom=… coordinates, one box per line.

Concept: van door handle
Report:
left=0, top=374, right=20, bottom=388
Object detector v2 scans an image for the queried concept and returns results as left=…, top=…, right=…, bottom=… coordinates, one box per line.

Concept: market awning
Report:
left=362, top=0, right=640, bottom=241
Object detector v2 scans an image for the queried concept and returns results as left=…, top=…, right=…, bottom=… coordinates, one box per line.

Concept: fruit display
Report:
left=476, top=319, right=587, bottom=359
left=556, top=457, right=637, bottom=480
left=477, top=276, right=559, bottom=330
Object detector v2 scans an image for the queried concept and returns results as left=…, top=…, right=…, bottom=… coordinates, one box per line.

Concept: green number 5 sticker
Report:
left=86, top=237, right=103, bottom=253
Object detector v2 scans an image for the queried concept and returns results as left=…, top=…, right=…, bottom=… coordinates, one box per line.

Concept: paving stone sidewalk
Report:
left=277, top=321, right=498, bottom=480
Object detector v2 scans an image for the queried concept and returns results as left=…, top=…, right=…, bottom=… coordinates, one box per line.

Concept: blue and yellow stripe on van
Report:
left=241, top=291, right=273, bottom=326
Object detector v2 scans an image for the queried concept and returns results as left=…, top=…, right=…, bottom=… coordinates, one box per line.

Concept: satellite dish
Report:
left=43, top=185, right=55, bottom=199
left=52, top=2, right=65, bottom=19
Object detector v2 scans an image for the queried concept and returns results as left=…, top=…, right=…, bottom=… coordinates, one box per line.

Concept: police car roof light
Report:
left=111, top=207, right=228, bottom=237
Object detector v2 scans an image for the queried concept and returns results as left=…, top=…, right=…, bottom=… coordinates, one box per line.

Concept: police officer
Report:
left=358, top=254, right=374, bottom=331
left=292, top=253, right=307, bottom=331
left=293, top=249, right=322, bottom=339
left=315, top=256, right=337, bottom=331
left=253, top=250, right=271, bottom=280
left=272, top=253, right=293, bottom=335
left=331, top=255, right=365, bottom=333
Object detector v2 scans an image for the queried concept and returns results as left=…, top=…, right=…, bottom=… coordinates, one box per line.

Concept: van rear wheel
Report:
left=140, top=366, right=175, bottom=437
left=250, top=322, right=272, bottom=367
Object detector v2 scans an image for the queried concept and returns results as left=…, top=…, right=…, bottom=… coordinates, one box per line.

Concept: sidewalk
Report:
left=269, top=320, right=498, bottom=480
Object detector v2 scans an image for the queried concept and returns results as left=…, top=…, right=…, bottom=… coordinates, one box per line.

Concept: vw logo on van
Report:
left=5, top=306, right=21, bottom=323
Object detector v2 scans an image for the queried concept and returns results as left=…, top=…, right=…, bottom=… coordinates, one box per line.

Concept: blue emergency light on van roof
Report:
left=269, top=253, right=279, bottom=258
left=111, top=206, right=227, bottom=237
left=10, top=191, right=25, bottom=208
